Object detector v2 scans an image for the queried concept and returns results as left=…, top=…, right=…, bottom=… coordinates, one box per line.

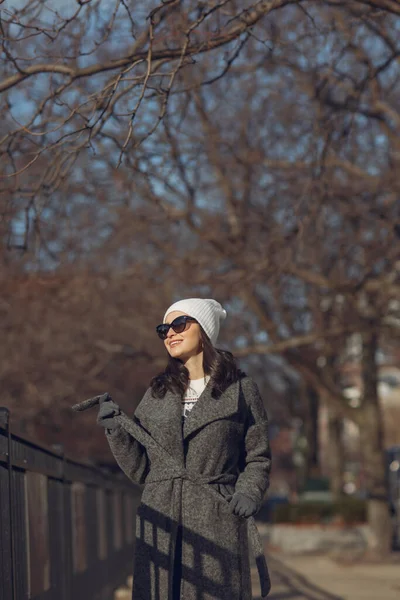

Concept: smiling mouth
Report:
left=170, top=340, right=183, bottom=348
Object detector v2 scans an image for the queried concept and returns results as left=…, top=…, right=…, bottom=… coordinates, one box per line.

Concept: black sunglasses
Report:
left=156, top=315, right=197, bottom=340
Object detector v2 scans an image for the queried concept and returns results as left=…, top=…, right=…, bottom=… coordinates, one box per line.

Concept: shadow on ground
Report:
left=253, top=554, right=344, bottom=600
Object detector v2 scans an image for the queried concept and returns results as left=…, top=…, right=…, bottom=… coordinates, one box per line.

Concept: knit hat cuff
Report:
left=163, top=298, right=227, bottom=345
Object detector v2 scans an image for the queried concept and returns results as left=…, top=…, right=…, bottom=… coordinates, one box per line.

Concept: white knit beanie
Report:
left=163, top=298, right=227, bottom=345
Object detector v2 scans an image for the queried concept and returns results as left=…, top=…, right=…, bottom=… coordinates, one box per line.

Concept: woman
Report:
left=97, top=298, right=271, bottom=599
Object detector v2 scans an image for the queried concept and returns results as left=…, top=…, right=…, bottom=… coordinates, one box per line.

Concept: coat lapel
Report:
left=135, top=389, right=184, bottom=465
left=183, top=379, right=240, bottom=440
left=135, top=380, right=240, bottom=458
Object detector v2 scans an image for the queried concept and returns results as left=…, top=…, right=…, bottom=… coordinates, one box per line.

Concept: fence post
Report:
left=0, top=408, right=17, bottom=600
left=60, top=445, right=69, bottom=600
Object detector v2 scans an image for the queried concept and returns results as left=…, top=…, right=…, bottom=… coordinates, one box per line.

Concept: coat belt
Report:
left=113, top=413, right=271, bottom=598
left=146, top=469, right=237, bottom=485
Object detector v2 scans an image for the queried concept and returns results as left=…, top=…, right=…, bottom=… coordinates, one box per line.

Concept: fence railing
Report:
left=388, top=446, right=400, bottom=550
left=0, top=407, right=141, bottom=600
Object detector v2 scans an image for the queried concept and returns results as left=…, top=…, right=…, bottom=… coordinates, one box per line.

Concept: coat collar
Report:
left=182, top=379, right=240, bottom=440
left=135, top=380, right=240, bottom=460
left=135, top=387, right=184, bottom=465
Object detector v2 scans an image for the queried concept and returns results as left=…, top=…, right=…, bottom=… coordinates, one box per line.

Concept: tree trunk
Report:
left=327, top=410, right=345, bottom=498
left=358, top=330, right=392, bottom=557
left=307, top=385, right=320, bottom=476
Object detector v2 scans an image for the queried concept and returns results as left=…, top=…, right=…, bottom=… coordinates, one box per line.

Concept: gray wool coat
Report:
left=106, top=376, right=271, bottom=600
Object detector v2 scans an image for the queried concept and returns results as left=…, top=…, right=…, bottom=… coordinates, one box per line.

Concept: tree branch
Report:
left=0, top=0, right=298, bottom=93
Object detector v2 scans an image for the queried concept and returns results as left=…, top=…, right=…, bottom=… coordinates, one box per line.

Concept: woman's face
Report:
left=163, top=311, right=202, bottom=360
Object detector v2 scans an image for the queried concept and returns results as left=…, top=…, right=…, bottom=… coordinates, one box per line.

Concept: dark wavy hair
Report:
left=150, top=327, right=245, bottom=399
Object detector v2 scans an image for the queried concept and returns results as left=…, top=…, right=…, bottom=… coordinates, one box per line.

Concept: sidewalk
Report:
left=113, top=544, right=400, bottom=599
left=114, top=553, right=400, bottom=600
left=270, top=551, right=400, bottom=600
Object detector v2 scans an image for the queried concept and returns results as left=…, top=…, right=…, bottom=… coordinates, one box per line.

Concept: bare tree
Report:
left=1, top=0, right=400, bottom=551
left=2, top=0, right=400, bottom=249
left=102, top=4, right=399, bottom=552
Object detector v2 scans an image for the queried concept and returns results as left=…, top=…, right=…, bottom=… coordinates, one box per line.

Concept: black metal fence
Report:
left=388, top=446, right=400, bottom=550
left=0, top=407, right=141, bottom=600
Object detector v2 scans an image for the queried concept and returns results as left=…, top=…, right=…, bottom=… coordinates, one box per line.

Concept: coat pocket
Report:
left=217, top=483, right=235, bottom=502
left=215, top=483, right=244, bottom=523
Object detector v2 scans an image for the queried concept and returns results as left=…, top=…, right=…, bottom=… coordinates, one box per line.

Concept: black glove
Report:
left=96, top=393, right=121, bottom=431
left=229, top=492, right=257, bottom=518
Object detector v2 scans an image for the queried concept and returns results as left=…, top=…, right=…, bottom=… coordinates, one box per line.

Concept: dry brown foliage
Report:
left=0, top=3, right=399, bottom=534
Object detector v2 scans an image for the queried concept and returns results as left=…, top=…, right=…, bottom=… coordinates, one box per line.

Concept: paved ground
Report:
left=115, top=545, right=400, bottom=599
left=252, top=552, right=344, bottom=600
left=264, top=552, right=400, bottom=600
left=116, top=556, right=349, bottom=599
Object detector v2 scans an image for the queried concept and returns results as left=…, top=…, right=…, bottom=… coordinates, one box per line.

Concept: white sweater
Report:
left=182, top=376, right=210, bottom=420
